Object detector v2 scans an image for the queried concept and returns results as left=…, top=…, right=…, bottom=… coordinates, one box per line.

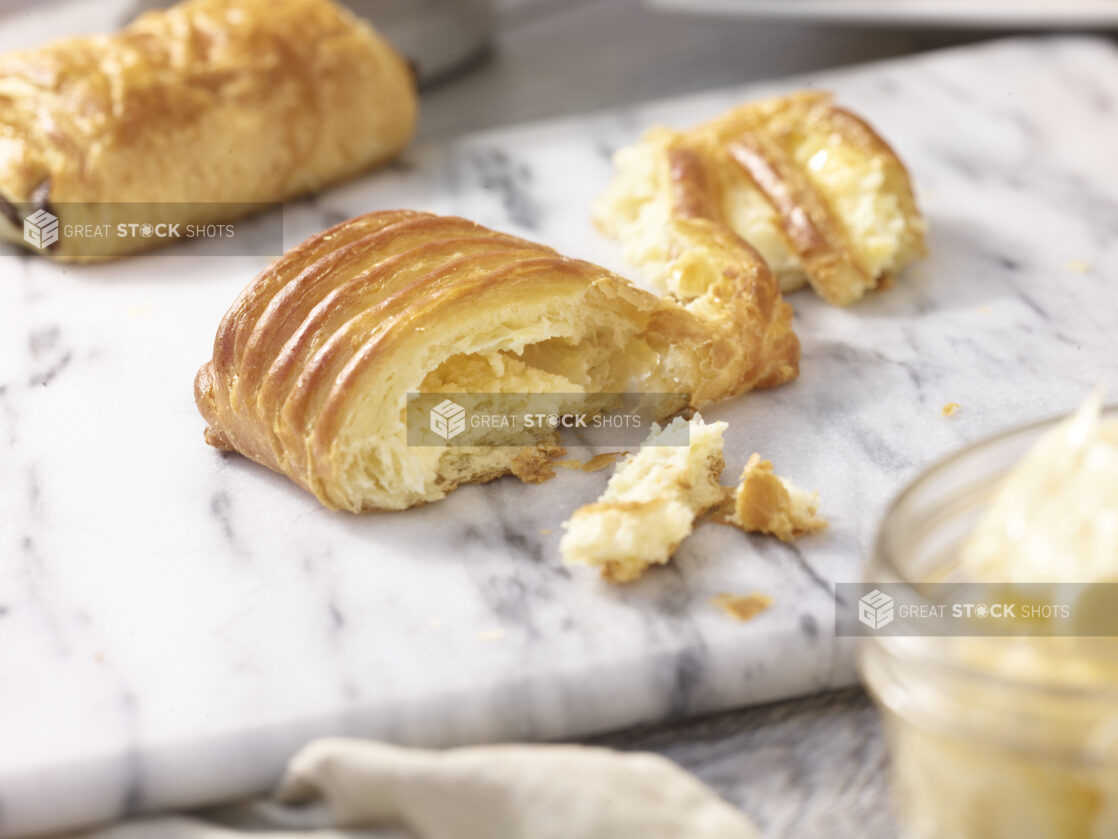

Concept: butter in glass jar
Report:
left=860, top=395, right=1118, bottom=839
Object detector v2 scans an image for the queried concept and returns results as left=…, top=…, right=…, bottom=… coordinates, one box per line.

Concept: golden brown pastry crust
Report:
left=0, top=0, right=416, bottom=258
left=595, top=92, right=927, bottom=307
left=724, top=453, right=827, bottom=541
left=195, top=211, right=799, bottom=512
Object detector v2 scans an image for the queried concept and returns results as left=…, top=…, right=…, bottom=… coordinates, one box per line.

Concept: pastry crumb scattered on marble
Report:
left=719, top=454, right=827, bottom=542
left=580, top=452, right=628, bottom=472
left=478, top=628, right=506, bottom=642
left=1063, top=259, right=1091, bottom=274
left=551, top=453, right=629, bottom=472
left=539, top=528, right=552, bottom=535
left=560, top=416, right=727, bottom=583
left=977, top=305, right=992, bottom=315
left=942, top=402, right=961, bottom=417
left=562, top=419, right=827, bottom=581
left=712, top=592, right=774, bottom=622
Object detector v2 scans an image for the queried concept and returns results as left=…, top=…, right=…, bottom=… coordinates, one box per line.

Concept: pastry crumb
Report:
left=509, top=445, right=566, bottom=484
left=942, top=402, right=961, bottom=417
left=561, top=422, right=828, bottom=581
left=712, top=592, right=773, bottom=622
left=581, top=451, right=628, bottom=472
left=1064, top=260, right=1090, bottom=274
left=539, top=528, right=552, bottom=535
left=561, top=416, right=726, bottom=583
left=723, top=454, right=826, bottom=542
left=977, top=305, right=991, bottom=315
left=477, top=628, right=505, bottom=642
left=552, top=453, right=629, bottom=472
left=428, top=617, right=442, bottom=629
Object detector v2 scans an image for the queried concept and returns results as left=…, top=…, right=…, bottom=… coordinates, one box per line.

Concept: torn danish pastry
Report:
left=194, top=211, right=798, bottom=512
left=594, top=92, right=926, bottom=306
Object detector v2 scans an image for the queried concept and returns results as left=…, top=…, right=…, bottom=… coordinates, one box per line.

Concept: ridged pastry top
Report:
left=595, top=91, right=927, bottom=306
left=196, top=211, right=799, bottom=511
left=0, top=0, right=416, bottom=207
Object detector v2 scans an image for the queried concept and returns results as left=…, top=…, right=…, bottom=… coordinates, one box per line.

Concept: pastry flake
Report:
left=728, top=453, right=826, bottom=542
left=712, top=592, right=774, bottom=622
left=595, top=92, right=927, bottom=306
left=580, top=452, right=628, bottom=472
left=560, top=416, right=728, bottom=583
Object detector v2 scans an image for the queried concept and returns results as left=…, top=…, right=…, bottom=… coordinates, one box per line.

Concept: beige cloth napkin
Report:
left=67, top=739, right=760, bottom=839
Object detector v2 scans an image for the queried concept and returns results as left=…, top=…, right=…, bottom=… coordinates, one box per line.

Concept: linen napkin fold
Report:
left=64, top=739, right=760, bottom=839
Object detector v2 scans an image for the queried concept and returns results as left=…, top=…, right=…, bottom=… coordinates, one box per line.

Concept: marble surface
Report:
left=2, top=33, right=1118, bottom=839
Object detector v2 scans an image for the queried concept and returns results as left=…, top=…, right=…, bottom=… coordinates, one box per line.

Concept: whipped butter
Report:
left=959, top=392, right=1118, bottom=585
left=866, top=394, right=1118, bottom=839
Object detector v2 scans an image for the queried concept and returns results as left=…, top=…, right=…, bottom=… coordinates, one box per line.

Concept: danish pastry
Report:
left=194, top=211, right=798, bottom=512
left=595, top=92, right=926, bottom=306
left=0, top=0, right=416, bottom=259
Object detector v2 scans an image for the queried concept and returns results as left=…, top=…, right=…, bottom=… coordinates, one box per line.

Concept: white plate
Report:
left=648, top=0, right=1118, bottom=29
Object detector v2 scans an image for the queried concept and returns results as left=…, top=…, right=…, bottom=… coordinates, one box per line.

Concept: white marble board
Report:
left=2, top=35, right=1117, bottom=837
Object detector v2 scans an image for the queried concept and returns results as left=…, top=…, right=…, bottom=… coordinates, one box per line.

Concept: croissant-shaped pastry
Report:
left=0, top=0, right=416, bottom=259
left=194, top=211, right=799, bottom=512
left=595, top=92, right=926, bottom=307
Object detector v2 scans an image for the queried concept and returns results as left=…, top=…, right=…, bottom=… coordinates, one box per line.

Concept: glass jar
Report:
left=860, top=408, right=1118, bottom=839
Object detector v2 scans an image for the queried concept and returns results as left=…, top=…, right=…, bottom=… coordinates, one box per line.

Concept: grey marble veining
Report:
left=1, top=34, right=1118, bottom=838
